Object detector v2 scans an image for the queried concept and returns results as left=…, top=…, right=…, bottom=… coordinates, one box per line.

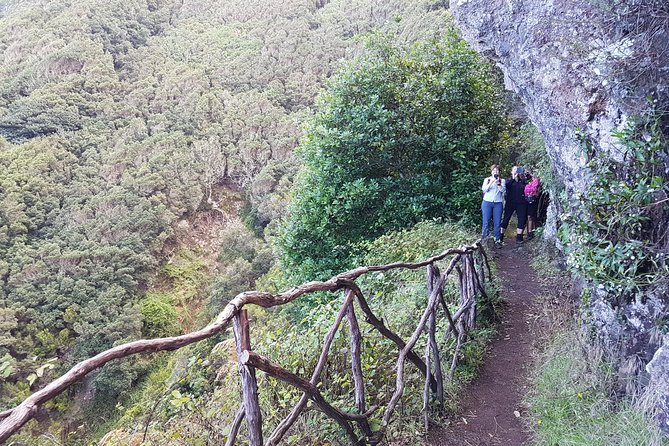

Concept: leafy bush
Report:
left=278, top=28, right=510, bottom=282
left=140, top=293, right=182, bottom=339
left=559, top=113, right=669, bottom=298
left=217, top=221, right=260, bottom=264
left=162, top=249, right=207, bottom=304
left=517, top=122, right=556, bottom=190
left=209, top=222, right=276, bottom=311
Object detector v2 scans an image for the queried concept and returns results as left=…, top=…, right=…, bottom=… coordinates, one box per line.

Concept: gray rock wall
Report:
left=454, top=0, right=667, bottom=190
left=451, top=0, right=669, bottom=430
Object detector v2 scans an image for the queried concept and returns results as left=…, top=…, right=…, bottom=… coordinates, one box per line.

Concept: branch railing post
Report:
left=375, top=254, right=460, bottom=441
left=233, top=310, right=263, bottom=446
left=465, top=254, right=477, bottom=331
left=239, top=351, right=360, bottom=445
left=423, top=318, right=432, bottom=433
left=427, top=264, right=444, bottom=407
left=351, top=285, right=439, bottom=394
left=347, top=303, right=373, bottom=437
left=267, top=289, right=356, bottom=446
left=224, top=405, right=246, bottom=446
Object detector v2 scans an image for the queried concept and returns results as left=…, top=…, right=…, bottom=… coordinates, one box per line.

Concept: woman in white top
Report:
left=481, top=164, right=505, bottom=244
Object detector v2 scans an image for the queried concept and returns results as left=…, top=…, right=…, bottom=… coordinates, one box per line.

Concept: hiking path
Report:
left=426, top=237, right=539, bottom=446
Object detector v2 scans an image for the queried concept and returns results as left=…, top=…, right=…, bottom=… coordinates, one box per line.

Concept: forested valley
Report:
left=0, top=0, right=514, bottom=443
left=4, top=0, right=665, bottom=444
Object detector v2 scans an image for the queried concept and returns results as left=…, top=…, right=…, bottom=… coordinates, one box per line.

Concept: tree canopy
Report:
left=279, top=30, right=510, bottom=281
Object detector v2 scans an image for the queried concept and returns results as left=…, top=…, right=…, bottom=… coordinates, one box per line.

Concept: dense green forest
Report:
left=3, top=0, right=666, bottom=444
left=0, top=0, right=496, bottom=443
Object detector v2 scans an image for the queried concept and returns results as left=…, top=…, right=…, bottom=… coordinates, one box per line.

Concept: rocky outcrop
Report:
left=451, top=0, right=669, bottom=431
left=453, top=0, right=667, bottom=190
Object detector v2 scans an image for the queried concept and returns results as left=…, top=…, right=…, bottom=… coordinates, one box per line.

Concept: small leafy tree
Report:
left=279, top=30, right=509, bottom=281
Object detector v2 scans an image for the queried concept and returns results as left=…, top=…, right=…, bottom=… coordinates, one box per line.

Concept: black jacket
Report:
left=505, top=178, right=527, bottom=204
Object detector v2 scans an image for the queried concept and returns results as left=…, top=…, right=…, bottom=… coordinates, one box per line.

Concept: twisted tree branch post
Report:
left=233, top=310, right=262, bottom=446
left=427, top=264, right=444, bottom=407
left=349, top=285, right=438, bottom=394
left=240, top=351, right=361, bottom=446
left=461, top=254, right=477, bottom=331
left=448, top=325, right=465, bottom=382
left=476, top=243, right=492, bottom=281
left=449, top=252, right=477, bottom=381
left=473, top=248, right=487, bottom=288
left=225, top=405, right=246, bottom=446
left=440, top=289, right=459, bottom=341
left=267, top=289, right=356, bottom=446
left=423, top=317, right=432, bottom=433
left=374, top=253, right=461, bottom=441
left=347, top=303, right=373, bottom=437
left=468, top=253, right=478, bottom=330
left=471, top=253, right=492, bottom=310
left=379, top=273, right=444, bottom=437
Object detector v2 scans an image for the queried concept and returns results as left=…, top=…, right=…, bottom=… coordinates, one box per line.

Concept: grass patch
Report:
left=525, top=241, right=667, bottom=446
left=528, top=329, right=666, bottom=446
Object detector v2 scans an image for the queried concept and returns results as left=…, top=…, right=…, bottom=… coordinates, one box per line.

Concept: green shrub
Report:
left=140, top=293, right=182, bottom=339
left=517, top=122, right=556, bottom=190
left=162, top=249, right=207, bottom=303
left=559, top=113, right=669, bottom=299
left=217, top=221, right=259, bottom=264
left=209, top=225, right=275, bottom=311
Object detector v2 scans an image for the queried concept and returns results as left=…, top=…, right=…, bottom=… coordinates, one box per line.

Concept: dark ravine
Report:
left=451, top=0, right=669, bottom=432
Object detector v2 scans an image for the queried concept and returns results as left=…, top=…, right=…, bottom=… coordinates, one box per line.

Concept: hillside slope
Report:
left=0, top=0, right=453, bottom=440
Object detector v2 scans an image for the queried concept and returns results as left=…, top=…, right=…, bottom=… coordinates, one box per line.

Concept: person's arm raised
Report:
left=481, top=177, right=493, bottom=193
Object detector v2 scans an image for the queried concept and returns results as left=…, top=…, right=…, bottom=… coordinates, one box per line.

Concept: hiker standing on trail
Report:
left=524, top=171, right=541, bottom=239
left=481, top=164, right=505, bottom=246
left=500, top=166, right=528, bottom=244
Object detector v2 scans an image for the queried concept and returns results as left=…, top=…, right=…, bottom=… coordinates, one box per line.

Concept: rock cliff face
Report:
left=451, top=0, right=668, bottom=430
left=453, top=0, right=667, bottom=190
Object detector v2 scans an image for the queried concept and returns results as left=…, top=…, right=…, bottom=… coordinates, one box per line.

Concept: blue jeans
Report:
left=481, top=200, right=503, bottom=240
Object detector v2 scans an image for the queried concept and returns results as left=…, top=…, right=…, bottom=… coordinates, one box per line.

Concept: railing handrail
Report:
left=0, top=240, right=491, bottom=445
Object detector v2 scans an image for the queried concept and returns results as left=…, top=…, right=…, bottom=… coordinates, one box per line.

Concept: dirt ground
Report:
left=426, top=235, right=540, bottom=446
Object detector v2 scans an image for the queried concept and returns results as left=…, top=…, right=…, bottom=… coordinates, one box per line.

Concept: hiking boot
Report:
left=528, top=232, right=535, bottom=240
left=515, top=234, right=524, bottom=243
left=495, top=239, right=504, bottom=249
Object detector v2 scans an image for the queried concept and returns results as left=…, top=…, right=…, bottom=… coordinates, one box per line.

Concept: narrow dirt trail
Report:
left=426, top=239, right=538, bottom=446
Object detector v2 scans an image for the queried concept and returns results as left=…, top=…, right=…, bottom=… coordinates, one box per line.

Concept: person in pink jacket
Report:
left=524, top=172, right=541, bottom=239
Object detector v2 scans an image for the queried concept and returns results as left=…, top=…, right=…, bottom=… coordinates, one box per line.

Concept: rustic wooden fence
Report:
left=0, top=241, right=491, bottom=445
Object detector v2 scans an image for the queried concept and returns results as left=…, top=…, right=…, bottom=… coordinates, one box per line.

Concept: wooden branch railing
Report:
left=0, top=241, right=492, bottom=445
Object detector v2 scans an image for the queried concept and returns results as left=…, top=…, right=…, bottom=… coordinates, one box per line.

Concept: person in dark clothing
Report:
left=500, top=166, right=528, bottom=243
